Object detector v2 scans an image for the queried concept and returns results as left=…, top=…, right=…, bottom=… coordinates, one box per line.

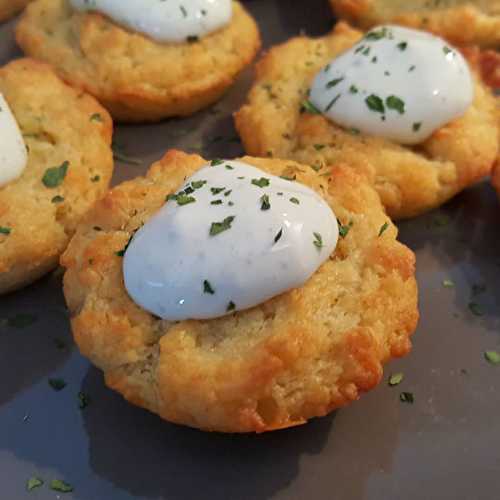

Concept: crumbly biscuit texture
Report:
left=0, top=58, right=113, bottom=293
left=330, top=0, right=500, bottom=48
left=0, top=0, right=31, bottom=22
left=62, top=150, right=418, bottom=433
left=234, top=22, right=499, bottom=220
left=16, top=0, right=261, bottom=122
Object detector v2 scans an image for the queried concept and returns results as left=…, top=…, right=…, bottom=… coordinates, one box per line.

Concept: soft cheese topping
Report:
left=70, top=0, right=232, bottom=43
left=123, top=160, right=338, bottom=321
left=0, top=93, right=27, bottom=188
left=308, top=25, right=473, bottom=145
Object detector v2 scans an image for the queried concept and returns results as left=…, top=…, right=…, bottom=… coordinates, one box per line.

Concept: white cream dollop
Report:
left=309, top=25, right=473, bottom=145
left=0, top=93, right=27, bottom=188
left=69, top=0, right=232, bottom=43
left=123, top=161, right=338, bottom=321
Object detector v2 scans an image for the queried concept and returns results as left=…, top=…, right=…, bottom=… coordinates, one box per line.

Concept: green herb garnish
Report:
left=338, top=220, right=353, bottom=238
left=365, top=94, right=385, bottom=113
left=386, top=95, right=405, bottom=114
left=210, top=159, right=224, bottom=167
left=388, top=373, right=404, bottom=386
left=251, top=177, right=270, bottom=188
left=301, top=99, right=321, bottom=114
left=51, top=195, right=64, bottom=204
left=400, top=392, right=414, bottom=404
left=260, top=194, right=271, bottom=210
left=0, top=226, right=11, bottom=235
left=48, top=378, right=66, bottom=391
left=227, top=301, right=236, bottom=312
left=290, top=197, right=300, bottom=205
left=313, top=232, right=323, bottom=249
left=378, top=222, right=389, bottom=236
left=326, top=77, right=344, bottom=88
left=26, top=477, right=44, bottom=491
left=50, top=479, right=73, bottom=493
left=203, top=280, right=215, bottom=295
left=210, top=216, right=235, bottom=236
left=274, top=228, right=283, bottom=244
left=484, top=351, right=500, bottom=365
left=42, top=161, right=69, bottom=188
left=90, top=113, right=103, bottom=123
left=78, top=391, right=90, bottom=409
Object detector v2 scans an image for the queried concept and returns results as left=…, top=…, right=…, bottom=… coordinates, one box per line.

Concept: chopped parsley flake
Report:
left=210, top=159, right=224, bottom=167
left=484, top=351, right=500, bottom=365
left=251, top=177, right=270, bottom=188
left=51, top=195, right=64, bottom=204
left=365, top=27, right=391, bottom=41
left=177, top=194, right=196, bottom=206
left=27, top=477, right=44, bottom=491
left=413, top=122, right=422, bottom=132
left=191, top=180, right=207, bottom=189
left=400, top=392, right=414, bottom=404
left=388, top=373, right=404, bottom=386
left=260, top=194, right=271, bottom=210
left=349, top=85, right=359, bottom=94
left=210, top=200, right=223, bottom=205
left=326, top=77, right=344, bottom=88
left=210, top=216, right=235, bottom=236
left=48, top=378, right=66, bottom=391
left=42, top=161, right=69, bottom=188
left=301, top=99, right=321, bottom=114
left=50, top=479, right=73, bottom=493
left=78, top=391, right=90, bottom=409
left=378, top=222, right=389, bottom=236
left=468, top=302, right=484, bottom=317
left=325, top=94, right=341, bottom=111
left=0, top=226, right=11, bottom=235
left=203, top=280, right=215, bottom=295
left=365, top=94, right=385, bottom=113
left=313, top=232, right=323, bottom=249
left=338, top=220, right=353, bottom=238
left=443, top=46, right=453, bottom=55
left=386, top=95, right=405, bottom=114
left=90, top=113, right=103, bottom=122
left=290, top=197, right=300, bottom=205
left=227, top=301, right=236, bottom=312
left=115, top=231, right=136, bottom=257
left=274, top=228, right=283, bottom=244
left=210, top=187, right=226, bottom=195
left=225, top=165, right=234, bottom=170
left=397, top=41, right=408, bottom=51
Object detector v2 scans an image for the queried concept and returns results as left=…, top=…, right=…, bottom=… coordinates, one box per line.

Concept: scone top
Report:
left=70, top=0, right=232, bottom=43
left=122, top=160, right=339, bottom=320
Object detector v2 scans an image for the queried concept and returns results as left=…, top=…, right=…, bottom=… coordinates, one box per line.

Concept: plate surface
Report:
left=1, top=2, right=499, bottom=499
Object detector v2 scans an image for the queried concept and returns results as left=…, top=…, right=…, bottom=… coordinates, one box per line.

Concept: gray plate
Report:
left=1, top=2, right=499, bottom=499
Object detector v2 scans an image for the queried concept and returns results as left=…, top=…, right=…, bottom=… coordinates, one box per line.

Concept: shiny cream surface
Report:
left=0, top=93, right=27, bottom=188
left=70, top=0, right=232, bottom=43
left=123, top=160, right=338, bottom=321
left=309, top=25, right=473, bottom=145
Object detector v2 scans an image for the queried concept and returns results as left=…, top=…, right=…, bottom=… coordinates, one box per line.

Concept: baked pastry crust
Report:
left=234, top=22, right=499, bottom=220
left=0, top=0, right=31, bottom=22
left=16, top=0, right=261, bottom=122
left=329, top=0, right=500, bottom=48
left=0, top=58, right=113, bottom=294
left=61, top=149, right=418, bottom=433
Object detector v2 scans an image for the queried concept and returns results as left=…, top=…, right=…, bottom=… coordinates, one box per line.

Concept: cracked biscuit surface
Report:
left=61, top=149, right=418, bottom=433
left=329, top=0, right=500, bottom=48
left=235, top=22, right=499, bottom=220
left=0, top=58, right=113, bottom=294
left=16, top=0, right=261, bottom=122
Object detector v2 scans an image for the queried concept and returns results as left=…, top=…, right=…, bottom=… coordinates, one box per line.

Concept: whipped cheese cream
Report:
left=70, top=0, right=232, bottom=43
left=123, top=160, right=338, bottom=321
left=0, top=93, right=27, bottom=188
left=309, top=25, right=473, bottom=145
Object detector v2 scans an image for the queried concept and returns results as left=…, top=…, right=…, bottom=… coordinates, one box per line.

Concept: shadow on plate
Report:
left=398, top=181, right=500, bottom=332
left=0, top=271, right=73, bottom=406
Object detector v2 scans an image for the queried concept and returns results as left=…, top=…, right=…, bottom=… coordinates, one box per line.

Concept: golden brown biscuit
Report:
left=16, top=0, right=261, bottom=123
left=235, top=22, right=500, bottom=220
left=61, top=149, right=418, bottom=433
left=0, top=0, right=31, bottom=22
left=0, top=58, right=113, bottom=294
left=329, top=0, right=500, bottom=48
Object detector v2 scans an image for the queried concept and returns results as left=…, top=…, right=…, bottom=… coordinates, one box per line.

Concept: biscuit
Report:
left=61, top=149, right=418, bottom=433
left=0, top=58, right=113, bottom=294
left=329, top=0, right=500, bottom=48
left=16, top=0, right=261, bottom=123
left=234, top=22, right=500, bottom=220
left=0, top=0, right=31, bottom=22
